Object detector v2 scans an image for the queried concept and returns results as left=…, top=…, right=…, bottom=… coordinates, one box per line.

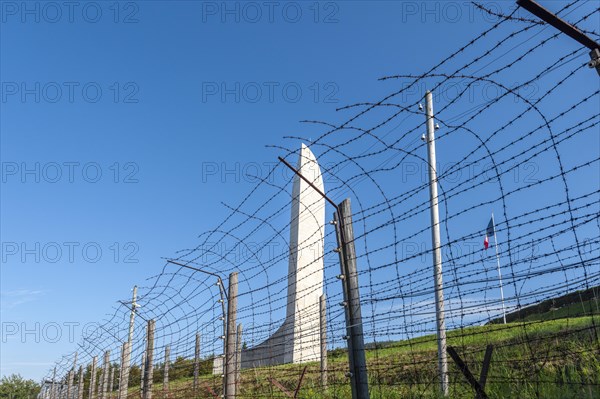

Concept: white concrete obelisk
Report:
left=282, top=143, right=325, bottom=363
left=231, top=143, right=325, bottom=369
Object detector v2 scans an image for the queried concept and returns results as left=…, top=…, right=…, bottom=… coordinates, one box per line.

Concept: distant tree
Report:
left=0, top=374, right=40, bottom=399
left=169, top=357, right=194, bottom=381
left=128, top=365, right=141, bottom=387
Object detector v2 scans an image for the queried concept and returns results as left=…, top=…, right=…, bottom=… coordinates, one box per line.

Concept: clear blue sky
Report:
left=1, top=1, right=599, bottom=381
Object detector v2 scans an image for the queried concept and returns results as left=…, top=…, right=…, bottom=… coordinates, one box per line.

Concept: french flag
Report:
left=484, top=217, right=495, bottom=250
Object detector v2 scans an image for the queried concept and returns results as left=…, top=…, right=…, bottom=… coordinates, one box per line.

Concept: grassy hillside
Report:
left=133, top=314, right=600, bottom=399
left=489, top=286, right=600, bottom=324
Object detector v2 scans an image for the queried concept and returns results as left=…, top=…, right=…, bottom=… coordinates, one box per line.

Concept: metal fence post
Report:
left=334, top=198, right=370, bottom=399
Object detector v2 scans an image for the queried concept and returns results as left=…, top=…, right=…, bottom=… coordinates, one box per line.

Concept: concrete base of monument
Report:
left=212, top=298, right=322, bottom=373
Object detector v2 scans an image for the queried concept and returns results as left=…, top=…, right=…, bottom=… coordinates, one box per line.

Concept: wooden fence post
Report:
left=142, top=320, right=155, bottom=399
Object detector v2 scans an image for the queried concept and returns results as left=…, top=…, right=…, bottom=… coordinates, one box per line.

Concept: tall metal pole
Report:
left=424, top=90, right=449, bottom=396
left=224, top=272, right=238, bottom=399
left=119, top=286, right=138, bottom=399
left=319, top=294, right=328, bottom=391
left=492, top=213, right=507, bottom=324
left=334, top=199, right=370, bottom=399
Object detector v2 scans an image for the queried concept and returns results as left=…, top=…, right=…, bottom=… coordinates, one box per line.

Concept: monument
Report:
left=214, top=143, right=325, bottom=372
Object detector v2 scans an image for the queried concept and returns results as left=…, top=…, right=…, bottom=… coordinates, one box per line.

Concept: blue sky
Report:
left=1, top=1, right=599, bottom=381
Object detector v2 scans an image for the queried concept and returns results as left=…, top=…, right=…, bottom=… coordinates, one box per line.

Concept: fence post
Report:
left=139, top=352, right=146, bottom=399
left=235, top=323, right=243, bottom=397
left=119, top=286, right=138, bottom=399
left=320, top=294, right=328, bottom=391
left=96, top=366, right=103, bottom=399
left=77, top=366, right=84, bottom=399
left=105, top=351, right=112, bottom=399
left=67, top=353, right=77, bottom=399
left=218, top=279, right=227, bottom=382
left=163, top=345, right=170, bottom=396
left=142, top=319, right=155, bottom=399
left=97, top=366, right=104, bottom=399
left=193, top=333, right=201, bottom=394
left=108, top=364, right=115, bottom=399
left=50, top=367, right=56, bottom=399
left=118, top=342, right=127, bottom=399
left=140, top=324, right=147, bottom=399
left=89, top=356, right=98, bottom=399
left=224, top=272, right=238, bottom=399
left=334, top=198, right=370, bottom=399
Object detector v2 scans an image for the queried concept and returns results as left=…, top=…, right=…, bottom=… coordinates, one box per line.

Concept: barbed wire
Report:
left=39, top=2, right=600, bottom=399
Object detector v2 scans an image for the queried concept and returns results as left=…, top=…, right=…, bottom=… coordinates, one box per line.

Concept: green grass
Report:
left=488, top=287, right=600, bottom=324
left=129, top=314, right=599, bottom=398
left=520, top=298, right=600, bottom=322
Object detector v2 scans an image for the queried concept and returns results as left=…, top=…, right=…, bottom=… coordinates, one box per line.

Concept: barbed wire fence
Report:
left=39, top=2, right=599, bottom=398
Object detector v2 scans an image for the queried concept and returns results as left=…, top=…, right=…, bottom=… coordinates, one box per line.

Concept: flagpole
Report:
left=492, top=213, right=507, bottom=324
